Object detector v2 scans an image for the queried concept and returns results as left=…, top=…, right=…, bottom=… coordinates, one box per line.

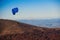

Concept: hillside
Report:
left=0, top=19, right=60, bottom=40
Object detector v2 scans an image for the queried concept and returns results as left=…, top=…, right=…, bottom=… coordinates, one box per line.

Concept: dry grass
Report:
left=0, top=19, right=60, bottom=40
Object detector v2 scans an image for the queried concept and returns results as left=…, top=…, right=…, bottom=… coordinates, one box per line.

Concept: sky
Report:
left=0, top=0, right=60, bottom=20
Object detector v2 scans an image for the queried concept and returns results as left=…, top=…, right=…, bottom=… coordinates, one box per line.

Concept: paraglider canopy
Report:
left=12, top=7, right=18, bottom=15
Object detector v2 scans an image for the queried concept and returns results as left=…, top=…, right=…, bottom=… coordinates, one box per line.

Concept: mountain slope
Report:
left=0, top=19, right=60, bottom=40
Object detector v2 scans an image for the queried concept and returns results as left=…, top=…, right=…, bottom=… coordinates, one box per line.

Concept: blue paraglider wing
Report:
left=12, top=7, right=18, bottom=15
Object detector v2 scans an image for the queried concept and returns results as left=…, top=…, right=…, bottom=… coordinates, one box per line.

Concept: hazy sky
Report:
left=0, top=0, right=60, bottom=20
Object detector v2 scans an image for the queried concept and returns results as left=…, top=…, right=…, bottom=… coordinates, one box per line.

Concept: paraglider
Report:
left=12, top=7, right=18, bottom=15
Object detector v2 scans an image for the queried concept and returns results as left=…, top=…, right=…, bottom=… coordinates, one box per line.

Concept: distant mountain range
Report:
left=17, top=18, right=60, bottom=28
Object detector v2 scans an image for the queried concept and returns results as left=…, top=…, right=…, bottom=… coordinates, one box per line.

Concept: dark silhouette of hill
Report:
left=0, top=19, right=60, bottom=40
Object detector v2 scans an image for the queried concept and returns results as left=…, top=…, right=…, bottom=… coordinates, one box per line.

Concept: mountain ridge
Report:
left=0, top=19, right=60, bottom=40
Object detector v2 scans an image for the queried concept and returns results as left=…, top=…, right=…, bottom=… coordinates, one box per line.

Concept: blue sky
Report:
left=0, top=0, right=60, bottom=20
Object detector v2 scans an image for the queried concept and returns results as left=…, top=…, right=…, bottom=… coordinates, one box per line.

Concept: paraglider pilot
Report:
left=12, top=7, right=18, bottom=15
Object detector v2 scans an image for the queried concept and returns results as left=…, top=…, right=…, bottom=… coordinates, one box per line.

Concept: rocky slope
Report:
left=0, top=19, right=60, bottom=40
